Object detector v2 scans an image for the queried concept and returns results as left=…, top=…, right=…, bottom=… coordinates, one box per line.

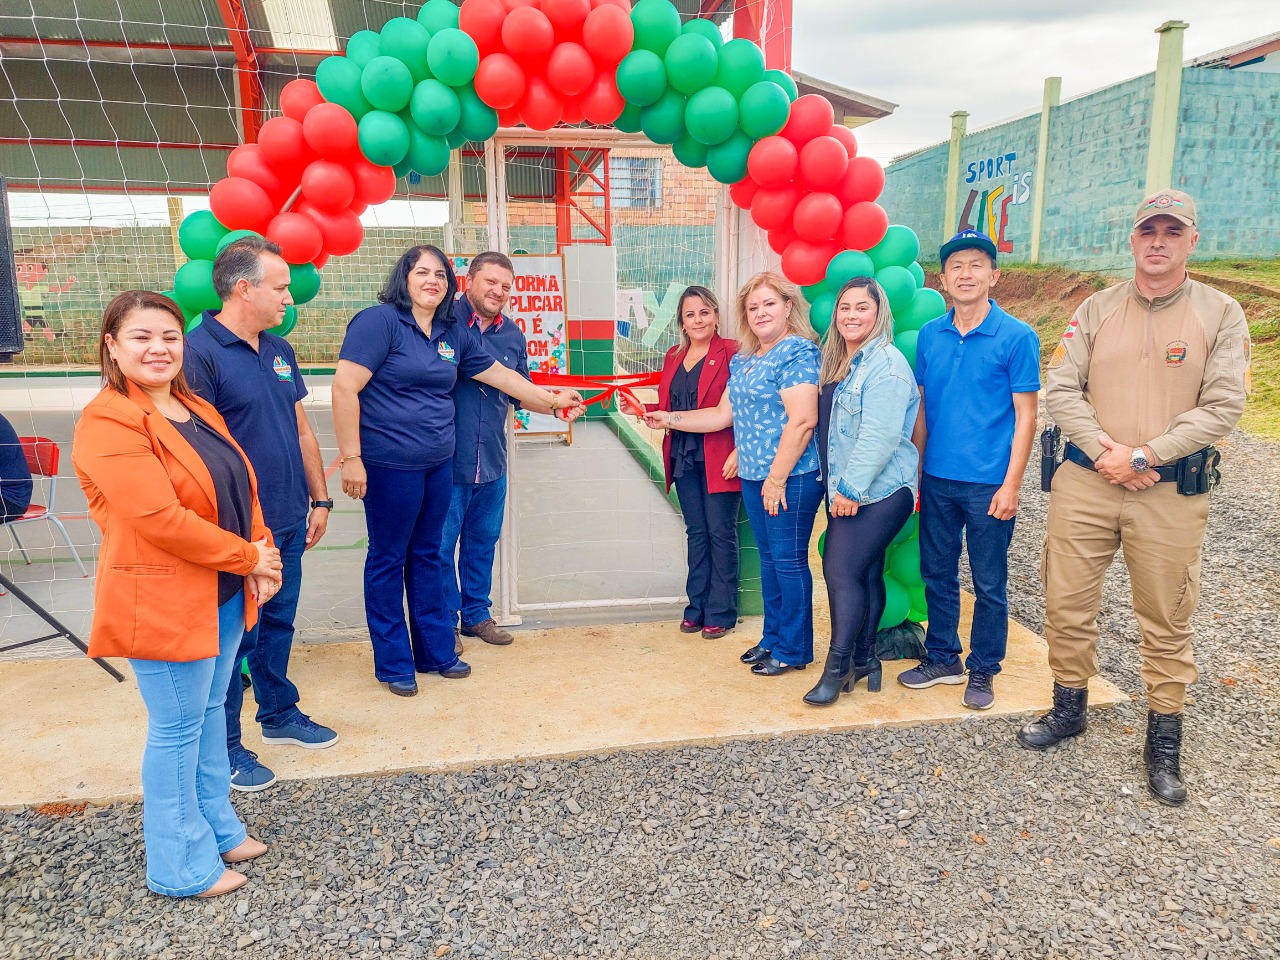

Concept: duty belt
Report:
left=1062, top=442, right=1179, bottom=482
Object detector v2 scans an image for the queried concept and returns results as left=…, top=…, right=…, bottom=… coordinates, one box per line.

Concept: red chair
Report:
left=3, top=436, right=88, bottom=577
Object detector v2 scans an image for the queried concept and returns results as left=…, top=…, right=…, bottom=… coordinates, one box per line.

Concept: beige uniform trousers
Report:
left=1042, top=461, right=1209, bottom=713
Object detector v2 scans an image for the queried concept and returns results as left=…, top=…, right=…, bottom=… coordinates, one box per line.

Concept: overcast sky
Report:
left=793, top=1, right=1276, bottom=165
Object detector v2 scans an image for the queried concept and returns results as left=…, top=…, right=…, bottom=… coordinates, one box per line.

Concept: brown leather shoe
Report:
left=454, top=627, right=463, bottom=656
left=461, top=618, right=514, bottom=645
left=221, top=837, right=268, bottom=864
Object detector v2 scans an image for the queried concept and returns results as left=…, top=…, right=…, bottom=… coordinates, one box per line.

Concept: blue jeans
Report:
left=919, top=473, right=1015, bottom=676
left=129, top=592, right=248, bottom=897
left=225, top=520, right=305, bottom=749
left=439, top=476, right=507, bottom=629
left=673, top=470, right=739, bottom=628
left=363, top=460, right=458, bottom=683
left=740, top=471, right=823, bottom=665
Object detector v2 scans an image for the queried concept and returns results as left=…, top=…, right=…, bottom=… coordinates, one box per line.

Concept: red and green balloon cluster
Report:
left=467, top=0, right=636, bottom=129
left=818, top=511, right=927, bottom=630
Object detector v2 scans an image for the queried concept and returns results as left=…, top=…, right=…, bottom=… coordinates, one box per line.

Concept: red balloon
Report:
left=280, top=79, right=324, bottom=122
left=312, top=253, right=330, bottom=270
left=840, top=201, right=890, bottom=251
left=543, top=0, right=591, bottom=36
left=267, top=211, right=324, bottom=265
left=301, top=160, right=356, bottom=212
left=580, top=73, right=624, bottom=125
left=351, top=157, right=397, bottom=205
left=767, top=226, right=797, bottom=256
left=581, top=5, right=634, bottom=64
left=560, top=95, right=586, bottom=125
left=591, top=0, right=632, bottom=9
left=747, top=136, right=799, bottom=188
left=497, top=106, right=522, bottom=127
left=837, top=156, right=886, bottom=205
left=475, top=54, right=527, bottom=110
left=519, top=74, right=564, bottom=130
left=258, top=116, right=315, bottom=174
left=503, top=8, right=556, bottom=64
left=792, top=192, right=843, bottom=243
left=459, top=0, right=506, bottom=58
left=226, top=144, right=290, bottom=205
left=798, top=136, right=849, bottom=191
left=302, top=103, right=360, bottom=161
left=296, top=201, right=364, bottom=257
left=781, top=238, right=840, bottom=287
left=504, top=0, right=538, bottom=8
left=750, top=186, right=801, bottom=232
left=210, top=177, right=276, bottom=234
left=349, top=201, right=368, bottom=216
left=781, top=94, right=836, bottom=147
left=728, top=177, right=759, bottom=209
left=547, top=42, right=595, bottom=96
left=829, top=123, right=858, bottom=158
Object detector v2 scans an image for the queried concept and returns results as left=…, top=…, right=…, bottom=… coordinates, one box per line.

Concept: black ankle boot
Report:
left=803, top=650, right=853, bottom=706
left=1017, top=682, right=1088, bottom=750
left=1145, top=710, right=1187, bottom=806
left=850, top=656, right=882, bottom=693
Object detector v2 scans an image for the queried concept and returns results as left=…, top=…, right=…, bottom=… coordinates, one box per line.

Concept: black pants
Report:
left=822, top=487, right=915, bottom=660
left=673, top=469, right=740, bottom=629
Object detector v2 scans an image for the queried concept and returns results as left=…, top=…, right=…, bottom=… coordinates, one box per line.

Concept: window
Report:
left=594, top=156, right=663, bottom=209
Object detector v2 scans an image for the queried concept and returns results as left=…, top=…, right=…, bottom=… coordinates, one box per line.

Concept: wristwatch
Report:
left=311, top=499, right=334, bottom=510
left=1129, top=448, right=1150, bottom=474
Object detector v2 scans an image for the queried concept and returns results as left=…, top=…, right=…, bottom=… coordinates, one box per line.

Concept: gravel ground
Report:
left=3, top=431, right=1278, bottom=960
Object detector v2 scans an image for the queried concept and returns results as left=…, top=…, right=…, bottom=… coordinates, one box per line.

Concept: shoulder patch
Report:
left=1060, top=318, right=1079, bottom=340
left=1048, top=342, right=1067, bottom=369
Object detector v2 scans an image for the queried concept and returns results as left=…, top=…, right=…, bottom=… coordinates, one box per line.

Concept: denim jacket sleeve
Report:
left=833, top=367, right=916, bottom=503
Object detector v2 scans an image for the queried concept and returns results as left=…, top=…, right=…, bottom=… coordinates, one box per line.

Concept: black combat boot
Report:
left=803, top=649, right=853, bottom=706
left=1016, top=682, right=1088, bottom=750
left=1144, top=710, right=1188, bottom=806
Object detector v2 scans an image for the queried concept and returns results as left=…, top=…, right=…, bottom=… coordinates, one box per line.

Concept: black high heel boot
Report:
left=803, top=650, right=853, bottom=706
left=850, top=632, right=883, bottom=692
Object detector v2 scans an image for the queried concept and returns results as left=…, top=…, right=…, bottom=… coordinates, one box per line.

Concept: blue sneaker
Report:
left=261, top=712, right=339, bottom=749
left=898, top=658, right=966, bottom=689
left=228, top=748, right=276, bottom=793
left=963, top=671, right=996, bottom=710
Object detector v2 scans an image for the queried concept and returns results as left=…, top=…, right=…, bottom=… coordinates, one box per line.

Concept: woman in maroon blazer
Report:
left=647, top=286, right=741, bottom=639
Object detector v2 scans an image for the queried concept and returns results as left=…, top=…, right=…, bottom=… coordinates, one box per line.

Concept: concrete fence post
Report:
left=1145, top=20, right=1189, bottom=194
left=943, top=110, right=969, bottom=244
left=1029, top=77, right=1061, bottom=265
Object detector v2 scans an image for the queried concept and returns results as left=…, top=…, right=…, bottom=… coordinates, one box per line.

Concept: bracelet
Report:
left=338, top=454, right=361, bottom=467
left=765, top=474, right=786, bottom=487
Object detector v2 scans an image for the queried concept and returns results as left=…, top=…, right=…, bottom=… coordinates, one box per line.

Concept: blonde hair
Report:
left=734, top=272, right=818, bottom=356
left=818, top=277, right=896, bottom=387
left=676, top=285, right=720, bottom=349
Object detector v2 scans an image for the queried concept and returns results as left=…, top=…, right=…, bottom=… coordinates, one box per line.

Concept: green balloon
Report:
left=614, top=102, right=643, bottom=133
left=455, top=84, right=499, bottom=142
left=739, top=81, right=791, bottom=139
left=392, top=156, right=414, bottom=179
left=410, top=79, right=461, bottom=135
left=616, top=50, right=668, bottom=107
left=890, top=511, right=919, bottom=546
left=705, top=129, right=753, bottom=184
left=714, top=38, right=765, bottom=98
left=682, top=18, right=723, bottom=48
left=908, top=583, right=928, bottom=622
left=446, top=128, right=468, bottom=150
left=380, top=17, right=432, bottom=84
left=671, top=132, right=709, bottom=169
left=876, top=265, right=917, bottom=316
left=173, top=259, right=220, bottom=315
left=764, top=68, right=799, bottom=101
left=184, top=312, right=203, bottom=334
left=685, top=86, right=738, bottom=146
left=868, top=225, right=921, bottom=271
left=898, top=287, right=947, bottom=333
left=178, top=211, right=228, bottom=262
left=894, top=329, right=920, bottom=369
left=316, top=56, right=372, bottom=119
left=879, top=576, right=911, bottom=631
left=269, top=304, right=298, bottom=338
left=908, top=261, right=926, bottom=287
left=817, top=528, right=826, bottom=557
left=631, top=0, right=682, bottom=56
left=427, top=29, right=479, bottom=88
left=346, top=30, right=382, bottom=68
left=406, top=125, right=450, bottom=176
left=888, top=539, right=921, bottom=586
left=417, top=0, right=460, bottom=33
left=802, top=282, right=829, bottom=302
left=361, top=56, right=415, bottom=113
left=810, top=292, right=835, bottom=336
left=664, top=34, right=719, bottom=96
left=825, top=250, right=876, bottom=290
left=640, top=89, right=687, bottom=145
left=358, top=110, right=411, bottom=166
left=215, top=229, right=261, bottom=257
left=288, top=263, right=321, bottom=305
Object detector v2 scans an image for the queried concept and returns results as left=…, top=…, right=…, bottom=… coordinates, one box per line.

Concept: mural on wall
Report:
left=958, top=150, right=1033, bottom=254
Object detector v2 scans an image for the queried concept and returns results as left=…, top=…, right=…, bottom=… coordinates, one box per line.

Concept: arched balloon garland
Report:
left=164, top=0, right=931, bottom=625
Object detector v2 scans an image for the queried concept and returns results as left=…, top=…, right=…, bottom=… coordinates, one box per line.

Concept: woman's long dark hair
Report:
left=378, top=244, right=458, bottom=325
left=99, top=290, right=196, bottom=399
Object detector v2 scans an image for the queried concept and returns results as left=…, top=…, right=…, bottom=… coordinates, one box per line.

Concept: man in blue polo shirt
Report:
left=185, top=237, right=338, bottom=792
left=440, top=252, right=530, bottom=649
left=899, top=230, right=1041, bottom=710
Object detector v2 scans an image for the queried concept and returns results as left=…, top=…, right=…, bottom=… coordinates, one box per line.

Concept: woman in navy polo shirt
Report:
left=333, top=245, right=583, bottom=698
left=645, top=272, right=822, bottom=676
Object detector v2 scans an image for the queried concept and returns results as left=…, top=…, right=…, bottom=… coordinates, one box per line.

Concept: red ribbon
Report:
left=530, top=370, right=660, bottom=416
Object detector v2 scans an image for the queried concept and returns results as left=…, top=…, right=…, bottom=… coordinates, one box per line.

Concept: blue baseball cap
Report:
left=939, top=230, right=998, bottom=267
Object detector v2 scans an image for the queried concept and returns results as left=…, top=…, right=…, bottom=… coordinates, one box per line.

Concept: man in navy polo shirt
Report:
left=185, top=237, right=338, bottom=792
left=899, top=230, right=1041, bottom=710
left=440, top=252, right=530, bottom=649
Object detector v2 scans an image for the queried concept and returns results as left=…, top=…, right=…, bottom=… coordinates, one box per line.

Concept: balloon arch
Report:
left=167, top=0, right=932, bottom=627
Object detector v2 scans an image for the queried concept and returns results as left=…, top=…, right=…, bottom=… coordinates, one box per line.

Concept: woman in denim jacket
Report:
left=805, top=277, right=921, bottom=706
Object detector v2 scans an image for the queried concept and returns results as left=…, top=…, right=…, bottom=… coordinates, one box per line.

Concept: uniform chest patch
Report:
left=272, top=356, right=293, bottom=381
left=1165, top=341, right=1188, bottom=367
left=438, top=341, right=456, bottom=363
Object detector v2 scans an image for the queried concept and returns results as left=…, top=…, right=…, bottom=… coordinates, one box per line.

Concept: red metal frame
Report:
left=554, top=147, right=612, bottom=250
left=732, top=0, right=793, bottom=72
left=215, top=0, right=265, bottom=141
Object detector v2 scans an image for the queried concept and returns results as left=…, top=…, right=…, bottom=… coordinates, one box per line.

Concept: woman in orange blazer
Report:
left=641, top=286, right=741, bottom=639
left=73, top=290, right=282, bottom=899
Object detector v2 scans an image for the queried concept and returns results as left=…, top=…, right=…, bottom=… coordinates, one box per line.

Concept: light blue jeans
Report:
left=130, top=592, right=248, bottom=896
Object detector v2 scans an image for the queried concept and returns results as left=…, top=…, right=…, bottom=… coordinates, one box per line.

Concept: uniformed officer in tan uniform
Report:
left=1018, top=189, right=1251, bottom=806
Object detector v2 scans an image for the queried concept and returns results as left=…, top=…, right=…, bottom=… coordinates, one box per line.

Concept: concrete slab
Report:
left=1, top=592, right=1126, bottom=808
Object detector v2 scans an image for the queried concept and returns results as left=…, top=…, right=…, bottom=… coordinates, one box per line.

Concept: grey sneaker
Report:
left=462, top=618, right=514, bottom=646
left=963, top=671, right=995, bottom=710
left=898, top=658, right=966, bottom=689
left=228, top=748, right=276, bottom=793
